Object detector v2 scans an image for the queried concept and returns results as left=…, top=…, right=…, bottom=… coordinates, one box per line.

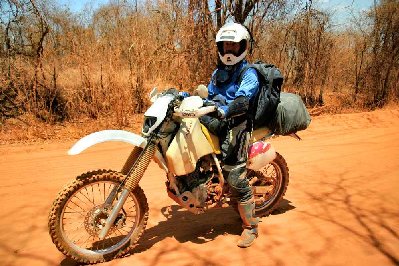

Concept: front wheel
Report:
left=248, top=152, right=289, bottom=217
left=48, top=170, right=149, bottom=264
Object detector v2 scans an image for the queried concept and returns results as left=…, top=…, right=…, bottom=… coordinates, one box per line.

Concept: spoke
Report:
left=64, top=219, right=85, bottom=230
left=107, top=234, right=117, bottom=246
left=116, top=229, right=127, bottom=238
left=84, top=187, right=95, bottom=205
left=97, top=183, right=101, bottom=203
left=64, top=210, right=87, bottom=217
left=264, top=164, right=272, bottom=173
left=103, top=183, right=106, bottom=202
left=89, top=234, right=101, bottom=250
left=271, top=171, right=277, bottom=178
left=118, top=227, right=131, bottom=234
left=105, top=183, right=111, bottom=200
left=78, top=190, right=95, bottom=207
left=73, top=193, right=92, bottom=208
left=127, top=196, right=136, bottom=204
left=126, top=204, right=137, bottom=210
left=73, top=231, right=88, bottom=246
left=67, top=223, right=87, bottom=244
left=71, top=222, right=92, bottom=245
left=63, top=221, right=85, bottom=231
left=63, top=217, right=85, bottom=225
left=88, top=235, right=98, bottom=250
left=62, top=181, right=138, bottom=252
left=62, top=216, right=84, bottom=224
left=62, top=217, right=84, bottom=226
left=107, top=184, right=116, bottom=203
left=63, top=210, right=86, bottom=214
left=125, top=198, right=137, bottom=209
left=91, top=185, right=95, bottom=206
left=82, top=234, right=95, bottom=249
left=74, top=223, right=86, bottom=231
left=123, top=219, right=135, bottom=228
left=68, top=199, right=88, bottom=213
left=125, top=201, right=135, bottom=208
left=65, top=205, right=86, bottom=218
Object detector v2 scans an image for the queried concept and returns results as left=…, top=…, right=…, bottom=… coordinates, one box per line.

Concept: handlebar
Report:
left=173, top=105, right=217, bottom=118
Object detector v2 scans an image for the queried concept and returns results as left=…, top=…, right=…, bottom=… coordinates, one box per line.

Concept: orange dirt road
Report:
left=1, top=108, right=398, bottom=266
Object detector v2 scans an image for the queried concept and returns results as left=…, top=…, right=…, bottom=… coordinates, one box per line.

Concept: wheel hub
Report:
left=84, top=204, right=126, bottom=237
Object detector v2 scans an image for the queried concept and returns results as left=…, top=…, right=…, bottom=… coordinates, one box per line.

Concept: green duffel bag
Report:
left=267, top=92, right=311, bottom=135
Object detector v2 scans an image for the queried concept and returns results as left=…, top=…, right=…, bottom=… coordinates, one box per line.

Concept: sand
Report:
left=0, top=108, right=398, bottom=266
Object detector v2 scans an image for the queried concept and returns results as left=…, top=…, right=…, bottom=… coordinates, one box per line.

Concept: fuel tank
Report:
left=166, top=118, right=214, bottom=176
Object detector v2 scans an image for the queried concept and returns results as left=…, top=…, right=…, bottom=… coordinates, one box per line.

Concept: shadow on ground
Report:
left=299, top=172, right=399, bottom=265
left=60, top=199, right=294, bottom=265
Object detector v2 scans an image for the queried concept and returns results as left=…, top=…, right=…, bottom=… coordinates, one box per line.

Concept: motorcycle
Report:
left=48, top=87, right=295, bottom=263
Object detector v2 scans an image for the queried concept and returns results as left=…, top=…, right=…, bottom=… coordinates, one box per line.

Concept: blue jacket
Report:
left=208, top=60, right=259, bottom=115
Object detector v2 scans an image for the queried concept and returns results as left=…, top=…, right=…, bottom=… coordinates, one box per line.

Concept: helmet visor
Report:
left=217, top=40, right=247, bottom=57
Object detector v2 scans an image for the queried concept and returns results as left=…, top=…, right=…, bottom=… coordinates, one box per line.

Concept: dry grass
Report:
left=0, top=113, right=144, bottom=145
left=2, top=92, right=396, bottom=145
left=1, top=1, right=397, bottom=144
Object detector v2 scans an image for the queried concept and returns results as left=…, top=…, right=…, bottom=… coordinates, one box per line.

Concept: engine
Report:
left=169, top=155, right=221, bottom=214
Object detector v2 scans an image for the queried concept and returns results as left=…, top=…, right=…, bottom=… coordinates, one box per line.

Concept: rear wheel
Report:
left=48, top=170, right=149, bottom=264
left=248, top=153, right=289, bottom=217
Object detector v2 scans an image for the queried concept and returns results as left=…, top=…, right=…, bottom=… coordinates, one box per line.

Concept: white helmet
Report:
left=216, top=23, right=251, bottom=66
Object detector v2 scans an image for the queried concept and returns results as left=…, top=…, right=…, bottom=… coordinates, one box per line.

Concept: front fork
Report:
left=98, top=142, right=156, bottom=239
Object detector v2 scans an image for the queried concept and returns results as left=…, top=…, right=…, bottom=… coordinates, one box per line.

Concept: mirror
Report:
left=149, top=87, right=158, bottom=102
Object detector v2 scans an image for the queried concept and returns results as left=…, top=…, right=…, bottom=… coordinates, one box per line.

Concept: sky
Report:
left=313, top=0, right=374, bottom=27
left=57, top=0, right=109, bottom=13
left=57, top=0, right=375, bottom=27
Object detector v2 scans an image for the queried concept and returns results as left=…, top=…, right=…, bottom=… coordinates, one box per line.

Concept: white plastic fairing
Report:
left=68, top=130, right=147, bottom=155
left=179, top=96, right=204, bottom=111
left=143, top=94, right=175, bottom=136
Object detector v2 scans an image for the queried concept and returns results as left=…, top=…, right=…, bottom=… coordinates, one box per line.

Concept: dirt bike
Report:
left=48, top=87, right=297, bottom=263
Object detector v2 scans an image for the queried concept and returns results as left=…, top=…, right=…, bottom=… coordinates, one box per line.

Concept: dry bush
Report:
left=1, top=0, right=398, bottom=143
left=363, top=0, right=398, bottom=108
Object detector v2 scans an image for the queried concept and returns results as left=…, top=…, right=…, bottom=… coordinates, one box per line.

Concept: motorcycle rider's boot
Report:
left=237, top=198, right=260, bottom=248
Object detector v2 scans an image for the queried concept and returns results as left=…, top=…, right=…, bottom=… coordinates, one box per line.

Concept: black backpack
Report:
left=238, top=61, right=283, bottom=129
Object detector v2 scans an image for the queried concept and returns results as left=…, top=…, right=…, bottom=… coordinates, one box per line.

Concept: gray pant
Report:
left=220, top=117, right=253, bottom=203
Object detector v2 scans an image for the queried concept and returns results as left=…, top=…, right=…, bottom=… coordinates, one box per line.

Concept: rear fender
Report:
left=247, top=141, right=277, bottom=171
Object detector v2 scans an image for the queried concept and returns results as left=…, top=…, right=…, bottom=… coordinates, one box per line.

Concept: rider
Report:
left=202, top=22, right=261, bottom=248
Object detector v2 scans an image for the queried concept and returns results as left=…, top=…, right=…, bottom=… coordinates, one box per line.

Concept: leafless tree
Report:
left=1, top=0, right=398, bottom=124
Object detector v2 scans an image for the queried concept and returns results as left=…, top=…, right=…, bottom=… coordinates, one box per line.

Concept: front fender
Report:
left=68, top=130, right=147, bottom=155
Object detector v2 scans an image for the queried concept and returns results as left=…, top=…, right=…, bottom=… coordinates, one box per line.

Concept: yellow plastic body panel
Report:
left=166, top=118, right=214, bottom=176
left=200, top=124, right=221, bottom=154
